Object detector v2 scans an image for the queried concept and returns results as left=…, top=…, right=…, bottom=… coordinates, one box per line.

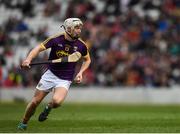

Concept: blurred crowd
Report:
left=0, top=0, right=179, bottom=88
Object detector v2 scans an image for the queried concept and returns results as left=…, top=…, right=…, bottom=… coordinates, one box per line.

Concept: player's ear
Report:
left=67, top=27, right=71, bottom=33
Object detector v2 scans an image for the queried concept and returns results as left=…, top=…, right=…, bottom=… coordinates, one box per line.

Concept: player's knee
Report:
left=31, top=99, right=41, bottom=106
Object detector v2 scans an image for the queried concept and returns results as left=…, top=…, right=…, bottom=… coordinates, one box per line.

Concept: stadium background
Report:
left=0, top=0, right=180, bottom=132
left=0, top=0, right=179, bottom=88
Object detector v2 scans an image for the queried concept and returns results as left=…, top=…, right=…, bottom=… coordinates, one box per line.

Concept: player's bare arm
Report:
left=21, top=45, right=46, bottom=68
left=75, top=52, right=91, bottom=83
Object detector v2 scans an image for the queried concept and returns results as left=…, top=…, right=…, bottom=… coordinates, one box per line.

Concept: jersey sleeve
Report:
left=79, top=43, right=88, bottom=57
left=77, top=39, right=88, bottom=57
left=41, top=37, right=55, bottom=49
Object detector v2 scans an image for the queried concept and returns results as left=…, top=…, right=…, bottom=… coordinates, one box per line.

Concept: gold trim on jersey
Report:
left=42, top=33, right=65, bottom=48
left=83, top=51, right=89, bottom=58
left=78, top=38, right=87, bottom=46
left=78, top=38, right=89, bottom=57
left=40, top=43, right=46, bottom=49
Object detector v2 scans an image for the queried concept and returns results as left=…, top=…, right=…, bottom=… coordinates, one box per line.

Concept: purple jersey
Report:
left=41, top=33, right=88, bottom=81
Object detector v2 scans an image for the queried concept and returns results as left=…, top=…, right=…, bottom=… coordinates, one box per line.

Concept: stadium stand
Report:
left=0, top=0, right=179, bottom=88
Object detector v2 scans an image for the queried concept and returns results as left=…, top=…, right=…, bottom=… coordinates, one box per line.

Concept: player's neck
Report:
left=65, top=33, right=75, bottom=42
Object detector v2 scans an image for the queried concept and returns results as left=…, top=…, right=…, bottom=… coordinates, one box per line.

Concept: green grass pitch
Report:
left=0, top=102, right=180, bottom=133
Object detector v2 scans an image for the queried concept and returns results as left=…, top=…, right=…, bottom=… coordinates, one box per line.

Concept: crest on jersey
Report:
left=65, top=44, right=71, bottom=51
left=65, top=47, right=69, bottom=51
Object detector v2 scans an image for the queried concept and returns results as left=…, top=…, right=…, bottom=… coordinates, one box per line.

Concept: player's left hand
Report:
left=74, top=72, right=83, bottom=83
left=20, top=59, right=31, bottom=69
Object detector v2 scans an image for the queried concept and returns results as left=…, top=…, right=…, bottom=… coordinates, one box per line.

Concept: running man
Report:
left=18, top=18, right=91, bottom=130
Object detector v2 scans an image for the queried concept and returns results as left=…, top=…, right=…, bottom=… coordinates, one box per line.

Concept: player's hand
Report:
left=74, top=72, right=83, bottom=83
left=21, top=59, right=31, bottom=69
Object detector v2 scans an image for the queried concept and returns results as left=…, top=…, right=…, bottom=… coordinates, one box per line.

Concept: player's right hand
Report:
left=21, top=59, right=31, bottom=69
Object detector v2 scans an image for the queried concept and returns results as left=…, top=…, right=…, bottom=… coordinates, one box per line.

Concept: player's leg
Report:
left=38, top=87, right=68, bottom=122
left=18, top=89, right=48, bottom=130
left=49, top=87, right=68, bottom=108
left=18, top=70, right=55, bottom=129
left=22, top=89, right=49, bottom=123
left=38, top=70, right=71, bottom=122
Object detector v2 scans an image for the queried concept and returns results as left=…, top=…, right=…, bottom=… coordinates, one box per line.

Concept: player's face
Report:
left=72, top=25, right=82, bottom=39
